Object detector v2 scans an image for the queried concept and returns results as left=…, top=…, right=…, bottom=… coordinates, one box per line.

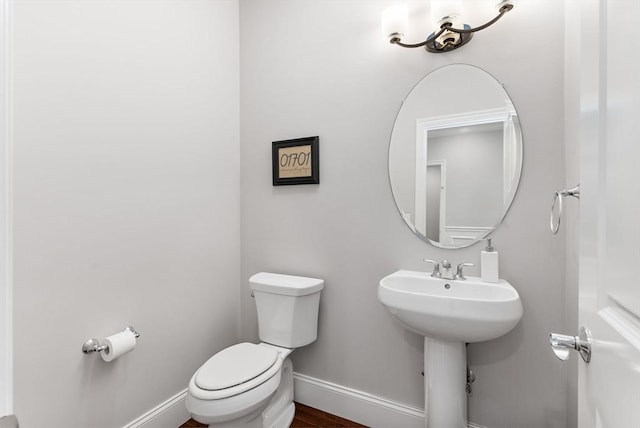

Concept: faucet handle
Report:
left=455, top=262, right=474, bottom=280
left=423, top=259, right=441, bottom=277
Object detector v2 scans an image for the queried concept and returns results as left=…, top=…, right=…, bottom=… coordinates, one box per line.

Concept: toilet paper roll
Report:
left=100, top=329, right=137, bottom=362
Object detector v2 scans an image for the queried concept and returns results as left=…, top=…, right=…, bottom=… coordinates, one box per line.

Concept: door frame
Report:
left=0, top=0, right=14, bottom=417
left=426, top=160, right=446, bottom=242
left=413, top=108, right=513, bottom=238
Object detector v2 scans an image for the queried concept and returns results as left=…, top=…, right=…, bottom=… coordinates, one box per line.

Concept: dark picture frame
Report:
left=272, top=136, right=320, bottom=186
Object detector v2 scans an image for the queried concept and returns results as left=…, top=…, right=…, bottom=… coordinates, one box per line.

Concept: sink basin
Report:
left=378, top=269, right=523, bottom=342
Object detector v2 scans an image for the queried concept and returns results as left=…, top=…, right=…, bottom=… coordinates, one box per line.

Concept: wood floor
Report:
left=180, top=402, right=366, bottom=428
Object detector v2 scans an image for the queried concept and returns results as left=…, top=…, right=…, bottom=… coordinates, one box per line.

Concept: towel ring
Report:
left=550, top=184, right=580, bottom=235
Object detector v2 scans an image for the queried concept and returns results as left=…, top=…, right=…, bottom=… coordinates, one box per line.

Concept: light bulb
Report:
left=381, top=5, right=409, bottom=42
left=431, top=0, right=464, bottom=27
left=497, top=0, right=515, bottom=12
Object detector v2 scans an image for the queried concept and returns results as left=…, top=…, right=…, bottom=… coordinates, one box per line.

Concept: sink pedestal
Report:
left=424, top=338, right=467, bottom=428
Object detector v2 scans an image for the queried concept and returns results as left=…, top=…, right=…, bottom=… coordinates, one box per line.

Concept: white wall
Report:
left=428, top=129, right=504, bottom=226
left=240, top=1, right=568, bottom=427
left=12, top=1, right=240, bottom=426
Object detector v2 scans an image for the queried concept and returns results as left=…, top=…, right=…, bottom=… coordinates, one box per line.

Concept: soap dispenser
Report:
left=481, top=238, right=499, bottom=283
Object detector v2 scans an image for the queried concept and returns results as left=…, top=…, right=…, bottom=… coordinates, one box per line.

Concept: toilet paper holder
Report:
left=82, top=326, right=140, bottom=354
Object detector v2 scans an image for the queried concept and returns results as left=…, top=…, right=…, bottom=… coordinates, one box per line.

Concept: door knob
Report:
left=549, top=326, right=591, bottom=363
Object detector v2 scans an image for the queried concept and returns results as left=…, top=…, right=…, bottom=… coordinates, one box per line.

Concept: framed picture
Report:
left=272, top=136, right=320, bottom=186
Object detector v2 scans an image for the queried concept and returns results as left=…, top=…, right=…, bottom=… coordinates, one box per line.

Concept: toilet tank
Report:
left=249, top=272, right=324, bottom=348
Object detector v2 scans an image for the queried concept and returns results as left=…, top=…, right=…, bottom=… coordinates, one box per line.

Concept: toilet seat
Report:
left=189, top=343, right=283, bottom=400
left=196, top=343, right=278, bottom=391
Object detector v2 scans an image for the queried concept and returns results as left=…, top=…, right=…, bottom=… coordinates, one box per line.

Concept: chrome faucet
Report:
left=423, top=258, right=454, bottom=279
left=423, top=259, right=474, bottom=280
left=454, top=262, right=474, bottom=280
left=423, top=258, right=441, bottom=278
left=439, top=259, right=453, bottom=279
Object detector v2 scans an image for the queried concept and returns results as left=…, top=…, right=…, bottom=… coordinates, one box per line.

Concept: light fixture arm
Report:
left=387, top=2, right=514, bottom=53
left=392, top=26, right=449, bottom=48
left=445, top=4, right=513, bottom=35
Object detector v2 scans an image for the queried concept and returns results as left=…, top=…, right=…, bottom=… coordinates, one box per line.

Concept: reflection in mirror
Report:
left=388, top=64, right=522, bottom=249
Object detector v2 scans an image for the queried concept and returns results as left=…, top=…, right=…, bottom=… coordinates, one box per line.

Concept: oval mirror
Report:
left=388, top=64, right=522, bottom=249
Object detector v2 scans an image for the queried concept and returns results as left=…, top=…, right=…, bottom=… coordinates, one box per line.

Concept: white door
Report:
left=577, top=1, right=640, bottom=426
left=0, top=0, right=13, bottom=420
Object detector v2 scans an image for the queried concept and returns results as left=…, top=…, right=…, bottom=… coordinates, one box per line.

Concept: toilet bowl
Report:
left=186, top=342, right=294, bottom=427
left=186, top=272, right=324, bottom=428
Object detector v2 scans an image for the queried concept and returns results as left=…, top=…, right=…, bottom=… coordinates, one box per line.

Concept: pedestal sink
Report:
left=377, top=270, right=523, bottom=427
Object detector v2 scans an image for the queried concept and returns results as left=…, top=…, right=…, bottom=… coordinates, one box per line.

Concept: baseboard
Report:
left=122, top=376, right=488, bottom=428
left=293, top=372, right=425, bottom=428
left=123, top=388, right=189, bottom=428
left=293, top=372, right=488, bottom=428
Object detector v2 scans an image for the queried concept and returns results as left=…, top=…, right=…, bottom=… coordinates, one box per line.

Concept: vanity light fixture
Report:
left=381, top=0, right=514, bottom=53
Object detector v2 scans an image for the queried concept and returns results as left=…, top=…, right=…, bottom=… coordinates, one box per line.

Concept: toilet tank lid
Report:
left=249, top=272, right=324, bottom=296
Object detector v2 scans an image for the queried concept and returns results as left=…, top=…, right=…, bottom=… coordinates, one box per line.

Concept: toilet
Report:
left=186, top=272, right=324, bottom=428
